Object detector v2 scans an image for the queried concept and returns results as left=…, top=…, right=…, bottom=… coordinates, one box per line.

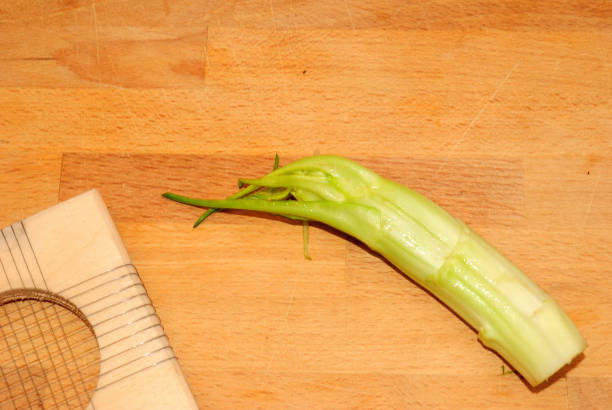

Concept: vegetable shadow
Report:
left=195, top=209, right=586, bottom=392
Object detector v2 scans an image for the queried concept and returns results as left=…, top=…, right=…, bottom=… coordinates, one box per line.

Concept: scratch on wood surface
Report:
left=261, top=265, right=299, bottom=384
left=287, top=0, right=305, bottom=69
left=0, top=0, right=90, bottom=23
left=267, top=0, right=290, bottom=97
left=391, top=3, right=407, bottom=19
left=303, top=379, right=355, bottom=394
left=202, top=26, right=210, bottom=70
left=435, top=61, right=520, bottom=176
left=91, top=2, right=101, bottom=85
left=391, top=376, right=409, bottom=405
left=607, top=49, right=612, bottom=102
left=565, top=377, right=570, bottom=409
left=221, top=8, right=253, bottom=91
left=344, top=0, right=356, bottom=30
left=0, top=57, right=56, bottom=61
left=582, top=169, right=601, bottom=227
left=117, top=91, right=143, bottom=139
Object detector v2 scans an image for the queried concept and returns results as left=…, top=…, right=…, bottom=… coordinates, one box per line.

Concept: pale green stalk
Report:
left=163, top=155, right=586, bottom=386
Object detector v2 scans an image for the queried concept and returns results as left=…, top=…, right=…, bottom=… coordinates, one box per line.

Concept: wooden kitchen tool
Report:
left=0, top=189, right=197, bottom=409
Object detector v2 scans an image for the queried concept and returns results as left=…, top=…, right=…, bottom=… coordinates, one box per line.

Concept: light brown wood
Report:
left=0, top=190, right=197, bottom=409
left=1, top=1, right=611, bottom=408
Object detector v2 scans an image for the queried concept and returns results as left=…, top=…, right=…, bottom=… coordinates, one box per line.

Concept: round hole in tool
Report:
left=0, top=289, right=100, bottom=409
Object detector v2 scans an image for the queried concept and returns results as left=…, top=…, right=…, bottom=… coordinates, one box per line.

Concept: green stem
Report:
left=303, top=220, right=311, bottom=260
left=162, top=154, right=586, bottom=386
left=192, top=184, right=260, bottom=228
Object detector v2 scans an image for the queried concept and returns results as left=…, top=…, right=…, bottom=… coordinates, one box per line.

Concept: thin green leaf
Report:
left=194, top=154, right=280, bottom=226
left=303, top=220, right=312, bottom=260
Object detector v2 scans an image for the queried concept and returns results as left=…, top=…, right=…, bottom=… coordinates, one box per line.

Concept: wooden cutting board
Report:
left=0, top=189, right=197, bottom=409
left=1, top=1, right=610, bottom=408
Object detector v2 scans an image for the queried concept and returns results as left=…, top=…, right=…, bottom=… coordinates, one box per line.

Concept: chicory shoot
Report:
left=163, top=155, right=586, bottom=387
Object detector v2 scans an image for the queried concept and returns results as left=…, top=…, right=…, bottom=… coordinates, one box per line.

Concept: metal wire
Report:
left=13, top=224, right=88, bottom=408
left=0, top=222, right=178, bottom=409
left=2, top=228, right=63, bottom=408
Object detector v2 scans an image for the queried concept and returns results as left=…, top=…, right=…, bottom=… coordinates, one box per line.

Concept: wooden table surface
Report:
left=1, top=1, right=610, bottom=408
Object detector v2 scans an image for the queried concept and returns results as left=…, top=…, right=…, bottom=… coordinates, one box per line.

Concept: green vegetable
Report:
left=163, top=154, right=586, bottom=386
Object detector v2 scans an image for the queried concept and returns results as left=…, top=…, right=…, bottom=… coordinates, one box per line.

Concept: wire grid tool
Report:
left=0, top=190, right=197, bottom=409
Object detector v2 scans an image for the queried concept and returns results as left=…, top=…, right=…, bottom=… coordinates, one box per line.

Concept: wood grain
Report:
left=1, top=0, right=610, bottom=408
left=58, top=153, right=525, bottom=229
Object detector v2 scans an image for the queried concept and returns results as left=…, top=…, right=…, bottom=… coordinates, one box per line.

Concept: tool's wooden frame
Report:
left=0, top=190, right=197, bottom=409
